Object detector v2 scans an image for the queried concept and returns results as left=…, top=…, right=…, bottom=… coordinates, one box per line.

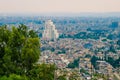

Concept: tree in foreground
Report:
left=29, top=63, right=56, bottom=80
left=0, top=25, right=56, bottom=80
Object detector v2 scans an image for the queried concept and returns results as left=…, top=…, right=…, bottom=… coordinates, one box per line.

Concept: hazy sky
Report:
left=0, top=0, right=120, bottom=13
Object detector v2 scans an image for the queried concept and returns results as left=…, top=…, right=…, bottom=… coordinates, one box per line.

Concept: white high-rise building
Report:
left=42, top=20, right=59, bottom=40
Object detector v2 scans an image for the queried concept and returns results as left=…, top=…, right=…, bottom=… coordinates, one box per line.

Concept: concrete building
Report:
left=96, top=61, right=113, bottom=75
left=42, top=20, right=59, bottom=40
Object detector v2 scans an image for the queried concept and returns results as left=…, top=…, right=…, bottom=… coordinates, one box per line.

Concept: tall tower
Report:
left=42, top=20, right=59, bottom=40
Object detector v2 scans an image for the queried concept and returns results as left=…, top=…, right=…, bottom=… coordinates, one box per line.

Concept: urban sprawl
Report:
left=0, top=16, right=120, bottom=80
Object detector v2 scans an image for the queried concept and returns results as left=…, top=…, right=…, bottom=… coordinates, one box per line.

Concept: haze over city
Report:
left=0, top=0, right=120, bottom=14
left=0, top=0, right=120, bottom=80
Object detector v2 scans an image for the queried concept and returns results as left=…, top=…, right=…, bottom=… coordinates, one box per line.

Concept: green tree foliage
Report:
left=0, top=74, right=28, bottom=80
left=106, top=57, right=120, bottom=68
left=0, top=25, right=41, bottom=78
left=29, top=63, right=56, bottom=80
left=59, top=31, right=106, bottom=40
left=80, top=68, right=89, bottom=74
left=0, top=24, right=45, bottom=80
left=92, top=73, right=107, bottom=80
left=85, top=54, right=91, bottom=58
left=21, top=38, right=40, bottom=73
left=0, top=25, right=58, bottom=80
left=109, top=45, right=116, bottom=53
left=117, top=39, right=120, bottom=46
left=67, top=58, right=80, bottom=68
left=57, top=75, right=66, bottom=80
left=91, top=56, right=99, bottom=69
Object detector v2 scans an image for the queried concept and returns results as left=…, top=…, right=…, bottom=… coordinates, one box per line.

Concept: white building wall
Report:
left=43, top=20, right=59, bottom=40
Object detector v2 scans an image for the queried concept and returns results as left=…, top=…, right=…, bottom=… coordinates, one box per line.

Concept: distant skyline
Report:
left=0, top=0, right=120, bottom=14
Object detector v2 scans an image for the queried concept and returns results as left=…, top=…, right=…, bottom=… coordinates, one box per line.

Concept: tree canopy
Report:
left=0, top=25, right=56, bottom=80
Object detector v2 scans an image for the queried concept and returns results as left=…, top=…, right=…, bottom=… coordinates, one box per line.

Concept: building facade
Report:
left=42, top=20, right=59, bottom=40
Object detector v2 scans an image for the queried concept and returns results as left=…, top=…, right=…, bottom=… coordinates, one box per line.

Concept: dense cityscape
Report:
left=0, top=15, right=120, bottom=80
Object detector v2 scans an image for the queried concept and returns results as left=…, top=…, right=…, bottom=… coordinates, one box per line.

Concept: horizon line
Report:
left=0, top=12, right=120, bottom=17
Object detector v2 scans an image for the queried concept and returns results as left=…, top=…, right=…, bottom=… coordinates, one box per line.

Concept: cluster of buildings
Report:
left=38, top=19, right=120, bottom=80
left=0, top=15, right=120, bottom=79
left=96, top=61, right=113, bottom=75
